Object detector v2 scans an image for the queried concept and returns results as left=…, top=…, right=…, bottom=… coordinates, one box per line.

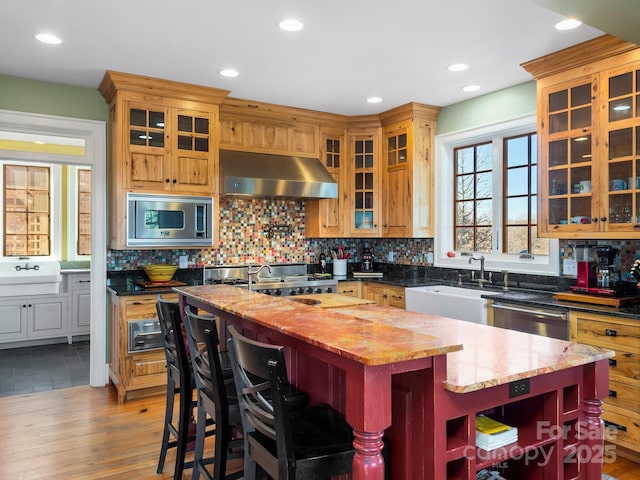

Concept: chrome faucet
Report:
left=247, top=264, right=272, bottom=292
left=468, top=255, right=487, bottom=288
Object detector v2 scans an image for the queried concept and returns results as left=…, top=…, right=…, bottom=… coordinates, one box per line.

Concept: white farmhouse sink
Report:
left=405, top=284, right=503, bottom=325
left=0, top=260, right=62, bottom=296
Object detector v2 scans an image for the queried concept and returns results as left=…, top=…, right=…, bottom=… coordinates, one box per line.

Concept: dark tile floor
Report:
left=0, top=341, right=90, bottom=397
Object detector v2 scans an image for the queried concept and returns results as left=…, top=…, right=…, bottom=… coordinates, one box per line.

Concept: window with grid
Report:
left=3, top=164, right=51, bottom=256
left=77, top=168, right=91, bottom=255
left=454, top=142, right=493, bottom=252
left=436, top=115, right=558, bottom=276
left=503, top=133, right=548, bottom=255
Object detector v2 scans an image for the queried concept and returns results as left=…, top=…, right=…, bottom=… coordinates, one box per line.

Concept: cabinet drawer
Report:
left=70, top=274, right=91, bottom=288
left=337, top=282, right=359, bottom=297
left=123, top=294, right=177, bottom=319
left=128, top=352, right=167, bottom=387
left=576, top=318, right=640, bottom=350
left=602, top=409, right=640, bottom=448
left=607, top=348, right=640, bottom=386
left=387, top=288, right=405, bottom=309
left=605, top=379, right=640, bottom=412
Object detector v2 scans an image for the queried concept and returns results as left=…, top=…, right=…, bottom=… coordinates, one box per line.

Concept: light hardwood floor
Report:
left=0, top=385, right=637, bottom=479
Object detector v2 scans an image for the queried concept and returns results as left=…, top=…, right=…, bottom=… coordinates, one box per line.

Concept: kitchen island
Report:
left=176, top=284, right=614, bottom=480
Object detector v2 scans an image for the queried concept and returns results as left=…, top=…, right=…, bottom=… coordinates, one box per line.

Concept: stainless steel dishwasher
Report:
left=490, top=301, right=569, bottom=340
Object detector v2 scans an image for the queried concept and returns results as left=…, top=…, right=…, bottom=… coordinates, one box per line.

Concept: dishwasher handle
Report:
left=491, top=303, right=567, bottom=319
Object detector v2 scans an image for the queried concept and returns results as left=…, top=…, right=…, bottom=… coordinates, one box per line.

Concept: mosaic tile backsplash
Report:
left=106, top=197, right=640, bottom=284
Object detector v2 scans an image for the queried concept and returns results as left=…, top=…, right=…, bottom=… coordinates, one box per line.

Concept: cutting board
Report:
left=552, top=291, right=640, bottom=307
left=293, top=293, right=376, bottom=308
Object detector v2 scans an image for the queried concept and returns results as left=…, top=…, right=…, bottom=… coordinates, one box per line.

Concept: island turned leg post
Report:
left=581, top=397, right=604, bottom=480
left=352, top=430, right=385, bottom=479
left=346, top=364, right=392, bottom=480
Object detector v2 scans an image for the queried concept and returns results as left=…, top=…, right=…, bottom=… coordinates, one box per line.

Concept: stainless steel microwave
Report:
left=127, top=192, right=214, bottom=247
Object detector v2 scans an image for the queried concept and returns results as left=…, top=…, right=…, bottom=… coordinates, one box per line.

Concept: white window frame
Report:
left=434, top=115, right=560, bottom=276
left=0, top=160, right=62, bottom=260
left=66, top=165, right=91, bottom=261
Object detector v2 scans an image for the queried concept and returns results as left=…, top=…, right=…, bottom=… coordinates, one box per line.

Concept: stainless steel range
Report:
left=203, top=263, right=338, bottom=296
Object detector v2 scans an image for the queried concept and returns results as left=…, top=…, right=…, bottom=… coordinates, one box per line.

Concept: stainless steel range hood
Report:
left=219, top=150, right=338, bottom=199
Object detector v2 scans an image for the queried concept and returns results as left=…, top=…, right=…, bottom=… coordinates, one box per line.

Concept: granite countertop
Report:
left=175, top=284, right=613, bottom=394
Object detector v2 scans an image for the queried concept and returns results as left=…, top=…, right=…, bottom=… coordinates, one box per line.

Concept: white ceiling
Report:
left=1, top=1, right=636, bottom=115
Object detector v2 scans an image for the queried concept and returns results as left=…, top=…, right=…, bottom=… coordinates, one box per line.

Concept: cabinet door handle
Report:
left=391, top=295, right=403, bottom=299
left=78, top=280, right=91, bottom=283
left=609, top=358, right=617, bottom=367
left=600, top=217, right=607, bottom=222
left=604, top=420, right=627, bottom=432
left=172, top=179, right=177, bottom=184
left=133, top=301, right=142, bottom=305
left=605, top=329, right=617, bottom=337
left=165, top=178, right=170, bottom=183
left=592, top=217, right=598, bottom=223
left=608, top=390, right=617, bottom=398
left=22, top=304, right=27, bottom=308
left=342, top=289, right=354, bottom=293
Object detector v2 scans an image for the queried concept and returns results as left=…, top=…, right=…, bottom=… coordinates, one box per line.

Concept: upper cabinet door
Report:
left=348, top=131, right=381, bottom=237
left=539, top=77, right=599, bottom=236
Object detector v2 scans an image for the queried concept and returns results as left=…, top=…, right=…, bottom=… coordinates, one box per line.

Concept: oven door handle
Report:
left=491, top=303, right=567, bottom=319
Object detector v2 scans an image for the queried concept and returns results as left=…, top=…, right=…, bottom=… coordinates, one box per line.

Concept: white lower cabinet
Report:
left=0, top=295, right=68, bottom=343
left=69, top=274, right=91, bottom=335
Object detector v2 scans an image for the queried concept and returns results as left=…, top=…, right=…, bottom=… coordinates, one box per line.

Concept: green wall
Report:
left=436, top=81, right=537, bottom=135
left=0, top=74, right=107, bottom=121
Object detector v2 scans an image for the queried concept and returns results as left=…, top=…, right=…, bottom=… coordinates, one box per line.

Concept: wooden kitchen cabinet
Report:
left=348, top=128, right=382, bottom=237
left=108, top=292, right=177, bottom=403
left=570, top=310, right=640, bottom=456
left=219, top=114, right=318, bottom=156
left=99, top=71, right=228, bottom=249
left=305, top=126, right=347, bottom=237
left=523, top=35, right=640, bottom=238
left=379, top=104, right=440, bottom=238
left=362, top=282, right=405, bottom=308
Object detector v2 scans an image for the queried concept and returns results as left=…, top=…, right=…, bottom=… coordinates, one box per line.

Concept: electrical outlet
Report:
left=509, top=378, right=530, bottom=398
left=388, top=251, right=395, bottom=262
left=563, top=258, right=577, bottom=276
left=179, top=255, right=188, bottom=268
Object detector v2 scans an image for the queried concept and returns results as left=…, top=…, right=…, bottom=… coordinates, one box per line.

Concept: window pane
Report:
left=456, top=201, right=474, bottom=226
left=476, top=200, right=492, bottom=225
left=507, top=167, right=528, bottom=196
left=506, top=136, right=529, bottom=167
left=476, top=172, right=492, bottom=198
left=476, top=227, right=492, bottom=251
left=456, top=227, right=474, bottom=251
left=506, top=197, right=528, bottom=224
left=506, top=226, right=528, bottom=254
left=476, top=143, right=492, bottom=171
left=457, top=175, right=474, bottom=200
left=456, top=147, right=474, bottom=174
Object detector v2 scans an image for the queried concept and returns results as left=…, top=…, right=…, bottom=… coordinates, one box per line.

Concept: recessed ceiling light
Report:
left=278, top=18, right=304, bottom=32
left=219, top=69, right=240, bottom=78
left=35, top=33, right=62, bottom=45
left=461, top=85, right=480, bottom=92
left=448, top=63, right=469, bottom=72
left=366, top=97, right=383, bottom=104
left=555, top=18, right=582, bottom=31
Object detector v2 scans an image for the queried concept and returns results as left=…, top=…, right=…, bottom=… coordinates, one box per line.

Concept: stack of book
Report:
left=475, top=415, right=518, bottom=451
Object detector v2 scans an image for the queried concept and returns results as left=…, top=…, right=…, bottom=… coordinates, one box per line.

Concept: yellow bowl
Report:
left=143, top=264, right=178, bottom=283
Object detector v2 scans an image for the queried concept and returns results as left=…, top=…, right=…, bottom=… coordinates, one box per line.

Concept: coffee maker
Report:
left=571, top=245, right=631, bottom=296
left=361, top=245, right=373, bottom=272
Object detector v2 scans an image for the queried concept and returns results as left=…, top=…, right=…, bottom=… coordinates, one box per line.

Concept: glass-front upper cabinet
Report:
left=603, top=64, right=640, bottom=233
left=349, top=132, right=380, bottom=236
left=540, top=77, right=598, bottom=235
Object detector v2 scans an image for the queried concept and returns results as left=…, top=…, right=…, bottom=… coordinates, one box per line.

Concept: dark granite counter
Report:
left=107, top=268, right=203, bottom=296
